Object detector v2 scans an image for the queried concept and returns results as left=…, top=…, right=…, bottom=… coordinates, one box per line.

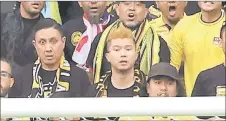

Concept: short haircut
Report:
left=33, top=18, right=64, bottom=39
left=220, top=21, right=226, bottom=39
left=106, top=25, right=136, bottom=51
left=0, top=57, right=12, bottom=72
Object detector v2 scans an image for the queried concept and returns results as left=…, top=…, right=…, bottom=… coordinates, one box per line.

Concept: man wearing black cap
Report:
left=87, top=1, right=170, bottom=84
left=146, top=62, right=186, bottom=97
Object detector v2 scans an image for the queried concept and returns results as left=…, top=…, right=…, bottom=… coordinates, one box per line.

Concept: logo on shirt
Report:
left=213, top=37, right=221, bottom=45
left=216, top=86, right=226, bottom=96
left=71, top=31, right=82, bottom=46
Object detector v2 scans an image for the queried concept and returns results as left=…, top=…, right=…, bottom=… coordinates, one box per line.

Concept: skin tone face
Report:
left=198, top=1, right=222, bottom=13
left=115, top=2, right=148, bottom=29
left=20, top=1, right=45, bottom=19
left=0, top=61, right=14, bottom=97
left=79, top=1, right=108, bottom=24
left=106, top=38, right=138, bottom=72
left=156, top=1, right=187, bottom=26
left=147, top=77, right=177, bottom=97
left=33, top=27, right=66, bottom=70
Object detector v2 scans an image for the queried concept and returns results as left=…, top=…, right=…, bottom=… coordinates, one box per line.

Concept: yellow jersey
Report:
left=170, top=10, right=225, bottom=96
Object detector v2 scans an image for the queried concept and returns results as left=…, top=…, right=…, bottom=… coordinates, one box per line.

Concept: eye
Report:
left=39, top=40, right=46, bottom=45
left=154, top=81, right=161, bottom=85
left=50, top=39, right=57, bottom=44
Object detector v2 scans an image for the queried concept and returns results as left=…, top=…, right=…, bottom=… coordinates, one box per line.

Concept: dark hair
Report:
left=1, top=57, right=12, bottom=69
left=33, top=18, right=64, bottom=39
left=147, top=75, right=186, bottom=97
left=220, top=21, right=226, bottom=39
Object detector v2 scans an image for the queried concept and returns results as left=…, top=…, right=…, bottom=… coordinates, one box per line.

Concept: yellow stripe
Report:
left=49, top=1, right=62, bottom=25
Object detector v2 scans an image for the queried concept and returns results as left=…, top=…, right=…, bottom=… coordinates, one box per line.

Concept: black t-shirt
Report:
left=22, top=16, right=40, bottom=42
left=9, top=63, right=91, bottom=98
left=192, top=64, right=225, bottom=96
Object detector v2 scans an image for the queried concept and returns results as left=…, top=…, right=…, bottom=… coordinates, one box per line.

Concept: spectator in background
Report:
left=192, top=22, right=225, bottom=121
left=149, top=1, right=187, bottom=43
left=87, top=1, right=170, bottom=84
left=170, top=1, right=225, bottom=96
left=1, top=58, right=14, bottom=98
left=192, top=21, right=226, bottom=97
left=85, top=25, right=147, bottom=121
left=9, top=18, right=90, bottom=99
left=63, top=1, right=116, bottom=71
left=1, top=1, right=45, bottom=77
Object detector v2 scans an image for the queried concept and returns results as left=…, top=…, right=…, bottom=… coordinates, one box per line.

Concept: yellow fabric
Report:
left=170, top=10, right=225, bottom=96
left=148, top=5, right=162, bottom=18
left=149, top=13, right=187, bottom=44
left=49, top=1, right=62, bottom=25
left=93, top=20, right=160, bottom=83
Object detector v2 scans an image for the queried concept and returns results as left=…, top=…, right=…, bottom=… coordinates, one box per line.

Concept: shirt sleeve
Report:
left=169, top=20, right=185, bottom=70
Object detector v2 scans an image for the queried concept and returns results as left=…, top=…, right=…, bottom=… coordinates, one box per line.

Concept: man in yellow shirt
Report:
left=170, top=1, right=225, bottom=96
left=149, top=1, right=187, bottom=43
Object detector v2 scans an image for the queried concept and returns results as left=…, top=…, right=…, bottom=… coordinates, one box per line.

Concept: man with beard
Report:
left=170, top=1, right=225, bottom=96
left=1, top=1, right=45, bottom=77
left=87, top=1, right=170, bottom=84
left=63, top=2, right=117, bottom=71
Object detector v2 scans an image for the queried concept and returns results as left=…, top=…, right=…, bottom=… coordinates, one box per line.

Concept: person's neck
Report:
left=111, top=68, right=135, bottom=89
left=20, top=7, right=40, bottom=19
left=162, top=15, right=183, bottom=29
left=201, top=10, right=222, bottom=23
left=41, top=62, right=60, bottom=71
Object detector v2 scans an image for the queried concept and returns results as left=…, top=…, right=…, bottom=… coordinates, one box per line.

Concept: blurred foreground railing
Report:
left=1, top=97, right=225, bottom=117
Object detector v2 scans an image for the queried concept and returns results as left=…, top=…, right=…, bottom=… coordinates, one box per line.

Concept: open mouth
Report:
left=168, top=5, right=176, bottom=16
left=90, top=7, right=99, bottom=12
left=128, top=13, right=135, bottom=20
left=158, top=93, right=169, bottom=97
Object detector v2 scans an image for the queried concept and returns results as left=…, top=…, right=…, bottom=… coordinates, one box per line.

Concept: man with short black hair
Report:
left=9, top=18, right=90, bottom=99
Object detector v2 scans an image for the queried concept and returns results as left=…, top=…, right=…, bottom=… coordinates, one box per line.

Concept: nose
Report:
left=120, top=50, right=127, bottom=57
left=128, top=3, right=135, bottom=11
left=160, top=83, right=168, bottom=92
left=45, top=43, right=53, bottom=52
left=90, top=1, right=97, bottom=4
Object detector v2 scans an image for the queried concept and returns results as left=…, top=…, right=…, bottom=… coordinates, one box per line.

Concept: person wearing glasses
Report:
left=0, top=58, right=14, bottom=98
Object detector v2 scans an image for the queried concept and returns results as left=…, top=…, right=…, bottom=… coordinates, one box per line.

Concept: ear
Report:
left=9, top=78, right=15, bottom=88
left=62, top=36, right=66, bottom=49
left=32, top=40, right=36, bottom=49
left=184, top=1, right=188, bottom=7
left=78, top=2, right=83, bottom=7
left=105, top=52, right=111, bottom=63
left=115, top=4, right=120, bottom=16
left=146, top=83, right=150, bottom=93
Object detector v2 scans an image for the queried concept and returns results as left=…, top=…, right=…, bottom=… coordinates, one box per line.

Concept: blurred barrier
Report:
left=1, top=97, right=225, bottom=117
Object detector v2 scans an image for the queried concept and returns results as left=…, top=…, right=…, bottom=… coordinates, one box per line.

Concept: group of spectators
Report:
left=1, top=1, right=225, bottom=121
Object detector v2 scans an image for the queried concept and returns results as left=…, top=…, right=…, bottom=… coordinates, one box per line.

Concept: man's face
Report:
left=157, top=1, right=187, bottom=25
left=20, top=1, right=45, bottom=16
left=220, top=29, right=225, bottom=54
left=147, top=77, right=177, bottom=97
left=33, top=27, right=65, bottom=66
left=106, top=38, right=138, bottom=71
left=0, top=61, right=14, bottom=97
left=198, top=1, right=222, bottom=12
left=79, top=2, right=108, bottom=24
left=116, top=2, right=148, bottom=29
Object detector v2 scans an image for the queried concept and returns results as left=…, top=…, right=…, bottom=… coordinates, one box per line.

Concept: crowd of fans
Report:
left=1, top=1, right=225, bottom=121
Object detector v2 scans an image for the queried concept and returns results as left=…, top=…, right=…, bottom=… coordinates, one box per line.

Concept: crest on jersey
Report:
left=213, top=37, right=221, bottom=45
left=216, top=86, right=226, bottom=96
left=71, top=31, right=82, bottom=46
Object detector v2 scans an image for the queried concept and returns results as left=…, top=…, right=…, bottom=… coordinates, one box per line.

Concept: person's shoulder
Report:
left=199, top=64, right=224, bottom=77
left=70, top=64, right=87, bottom=74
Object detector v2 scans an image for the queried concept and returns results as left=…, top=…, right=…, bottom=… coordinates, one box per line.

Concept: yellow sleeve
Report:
left=169, top=19, right=185, bottom=70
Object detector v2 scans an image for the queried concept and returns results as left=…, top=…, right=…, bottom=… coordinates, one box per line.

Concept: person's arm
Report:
left=159, top=36, right=170, bottom=63
left=168, top=21, right=185, bottom=70
left=191, top=71, right=206, bottom=96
